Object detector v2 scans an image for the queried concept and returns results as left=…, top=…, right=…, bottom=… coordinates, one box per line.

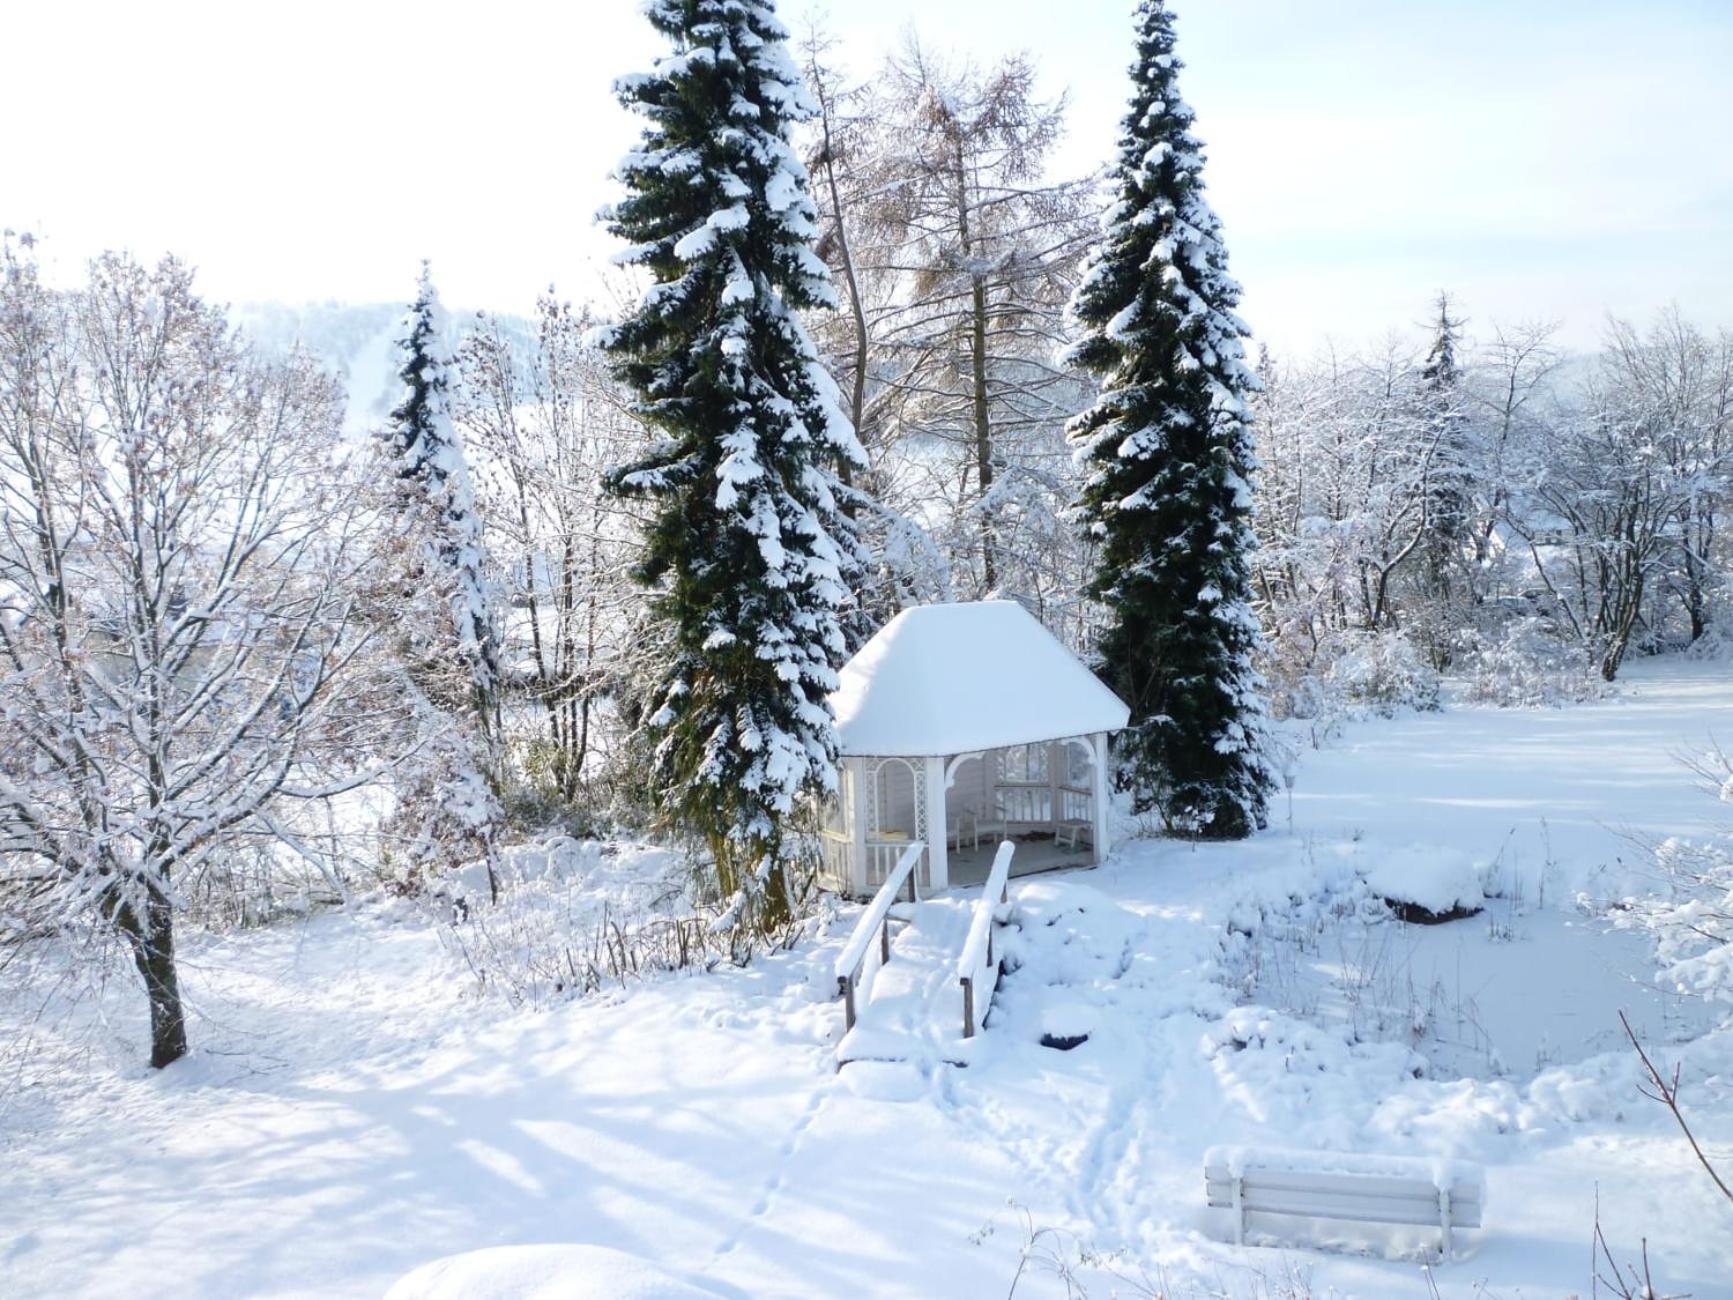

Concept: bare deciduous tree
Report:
left=0, top=246, right=376, bottom=1067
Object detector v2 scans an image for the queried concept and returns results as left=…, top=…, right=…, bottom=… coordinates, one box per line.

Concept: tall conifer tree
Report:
left=600, top=0, right=866, bottom=928
left=377, top=267, right=503, bottom=896
left=1419, top=292, right=1472, bottom=615
left=388, top=264, right=501, bottom=738
left=1068, top=0, right=1272, bottom=839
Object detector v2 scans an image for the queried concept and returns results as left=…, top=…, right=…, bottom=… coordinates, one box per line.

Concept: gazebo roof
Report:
left=830, top=600, right=1130, bottom=758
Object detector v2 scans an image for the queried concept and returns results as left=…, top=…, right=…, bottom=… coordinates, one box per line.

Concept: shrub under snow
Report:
left=437, top=838, right=744, bottom=1007
left=1606, top=751, right=1733, bottom=1005
left=1363, top=845, right=1485, bottom=922
left=1460, top=617, right=1610, bottom=708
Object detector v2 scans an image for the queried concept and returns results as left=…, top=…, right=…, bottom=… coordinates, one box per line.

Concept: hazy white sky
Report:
left=4, top=0, right=1728, bottom=353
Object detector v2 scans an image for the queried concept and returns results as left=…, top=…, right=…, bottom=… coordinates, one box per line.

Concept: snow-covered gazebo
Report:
left=818, top=601, right=1130, bottom=897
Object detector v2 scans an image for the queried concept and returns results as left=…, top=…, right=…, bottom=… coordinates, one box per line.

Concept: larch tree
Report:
left=378, top=266, right=504, bottom=889
left=1067, top=0, right=1272, bottom=839
left=599, top=0, right=867, bottom=932
left=861, top=43, right=1098, bottom=604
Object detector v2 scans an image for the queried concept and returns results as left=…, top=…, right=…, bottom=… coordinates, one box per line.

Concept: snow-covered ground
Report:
left=4, top=660, right=1732, bottom=1298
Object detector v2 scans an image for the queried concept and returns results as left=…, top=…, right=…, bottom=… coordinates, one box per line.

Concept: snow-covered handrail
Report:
left=958, top=841, right=1015, bottom=1038
left=834, top=841, right=923, bottom=1032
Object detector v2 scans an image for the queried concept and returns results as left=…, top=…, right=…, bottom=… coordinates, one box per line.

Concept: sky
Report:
left=3, top=0, right=1729, bottom=356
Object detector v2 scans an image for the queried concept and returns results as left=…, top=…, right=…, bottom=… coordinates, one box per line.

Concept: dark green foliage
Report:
left=1068, top=1, right=1272, bottom=839
left=601, top=0, right=865, bottom=927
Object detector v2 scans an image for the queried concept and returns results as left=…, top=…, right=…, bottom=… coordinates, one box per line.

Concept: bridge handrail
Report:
left=957, top=840, right=1015, bottom=1038
left=834, top=840, right=923, bottom=1032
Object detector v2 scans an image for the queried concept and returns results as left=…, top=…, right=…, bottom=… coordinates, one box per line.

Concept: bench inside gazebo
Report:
left=817, top=601, right=1130, bottom=898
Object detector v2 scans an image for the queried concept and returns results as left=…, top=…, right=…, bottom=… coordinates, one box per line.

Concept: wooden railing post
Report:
left=833, top=841, right=925, bottom=1054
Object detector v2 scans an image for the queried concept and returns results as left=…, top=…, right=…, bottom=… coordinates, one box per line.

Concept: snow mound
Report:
left=384, top=1244, right=726, bottom=1300
left=840, top=1058, right=928, bottom=1101
left=1363, top=845, right=1483, bottom=920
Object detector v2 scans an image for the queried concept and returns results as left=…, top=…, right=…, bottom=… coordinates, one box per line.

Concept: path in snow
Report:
left=4, top=660, right=1733, bottom=1298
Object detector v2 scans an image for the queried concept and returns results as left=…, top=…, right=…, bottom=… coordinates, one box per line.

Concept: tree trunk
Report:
left=117, top=890, right=188, bottom=1069
left=972, top=276, right=995, bottom=591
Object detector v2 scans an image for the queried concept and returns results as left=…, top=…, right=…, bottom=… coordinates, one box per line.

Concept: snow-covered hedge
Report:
left=1265, top=629, right=1442, bottom=742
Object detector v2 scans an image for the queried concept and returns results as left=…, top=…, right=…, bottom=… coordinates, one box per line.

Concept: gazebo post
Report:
left=924, top=758, right=949, bottom=891
left=848, top=758, right=869, bottom=897
left=1048, top=739, right=1062, bottom=844
left=1091, top=731, right=1112, bottom=862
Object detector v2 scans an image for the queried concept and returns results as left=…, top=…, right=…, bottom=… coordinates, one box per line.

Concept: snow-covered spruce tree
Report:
left=599, top=0, right=867, bottom=932
left=1067, top=1, right=1272, bottom=839
left=378, top=266, right=504, bottom=890
left=1415, top=292, right=1473, bottom=648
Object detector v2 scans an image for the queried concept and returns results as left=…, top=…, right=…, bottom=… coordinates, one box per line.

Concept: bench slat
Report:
left=1206, top=1173, right=1481, bottom=1226
left=1208, top=1182, right=1482, bottom=1230
left=1205, top=1165, right=1482, bottom=1205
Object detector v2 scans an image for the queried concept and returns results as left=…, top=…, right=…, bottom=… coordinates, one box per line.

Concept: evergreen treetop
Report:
left=1067, top=0, right=1272, bottom=839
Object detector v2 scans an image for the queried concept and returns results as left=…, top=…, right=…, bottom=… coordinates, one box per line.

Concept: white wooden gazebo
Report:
left=818, top=601, right=1130, bottom=897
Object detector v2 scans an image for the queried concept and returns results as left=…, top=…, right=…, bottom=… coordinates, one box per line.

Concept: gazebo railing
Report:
left=818, top=830, right=853, bottom=890
left=1058, top=785, right=1092, bottom=824
left=863, top=839, right=919, bottom=889
left=992, top=783, right=1094, bottom=829
left=994, top=783, right=1051, bottom=824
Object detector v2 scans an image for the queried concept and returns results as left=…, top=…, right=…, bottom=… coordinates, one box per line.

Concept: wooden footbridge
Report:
left=832, top=840, right=1015, bottom=1068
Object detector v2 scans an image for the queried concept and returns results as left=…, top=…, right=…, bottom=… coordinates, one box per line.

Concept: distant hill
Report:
left=233, top=300, right=535, bottom=434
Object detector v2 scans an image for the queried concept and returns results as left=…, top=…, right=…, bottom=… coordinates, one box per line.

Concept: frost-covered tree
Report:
left=456, top=294, right=644, bottom=808
left=599, top=0, right=866, bottom=930
left=378, top=267, right=503, bottom=887
left=388, top=266, right=501, bottom=735
left=1413, top=293, right=1474, bottom=652
left=862, top=43, right=1098, bottom=603
left=0, top=247, right=374, bottom=1067
left=1067, top=0, right=1272, bottom=838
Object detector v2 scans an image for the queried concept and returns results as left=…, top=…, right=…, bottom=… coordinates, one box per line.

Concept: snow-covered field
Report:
left=5, top=660, right=1733, bottom=1298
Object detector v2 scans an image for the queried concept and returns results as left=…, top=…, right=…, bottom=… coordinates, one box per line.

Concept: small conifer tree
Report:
left=382, top=266, right=503, bottom=892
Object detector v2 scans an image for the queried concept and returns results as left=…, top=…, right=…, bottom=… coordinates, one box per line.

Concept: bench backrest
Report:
left=1205, top=1157, right=1484, bottom=1230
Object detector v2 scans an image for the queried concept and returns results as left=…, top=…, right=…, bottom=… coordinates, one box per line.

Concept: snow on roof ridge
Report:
left=830, top=599, right=1129, bottom=757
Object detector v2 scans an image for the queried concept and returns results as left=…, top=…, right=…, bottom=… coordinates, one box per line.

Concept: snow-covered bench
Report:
left=1204, top=1147, right=1485, bottom=1260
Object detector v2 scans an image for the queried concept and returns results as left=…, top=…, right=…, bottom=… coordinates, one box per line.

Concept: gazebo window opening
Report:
left=867, top=756, right=926, bottom=842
